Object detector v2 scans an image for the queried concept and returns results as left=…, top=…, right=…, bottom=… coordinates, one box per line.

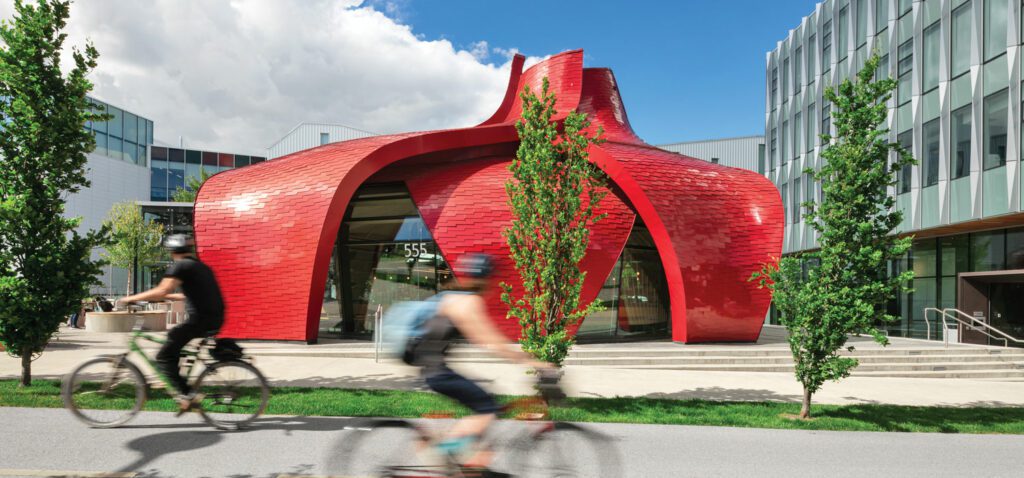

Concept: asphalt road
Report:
left=1, top=407, right=1022, bottom=477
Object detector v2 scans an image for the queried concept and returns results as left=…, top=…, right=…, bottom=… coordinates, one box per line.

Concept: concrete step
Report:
left=561, top=354, right=1024, bottom=366
left=600, top=361, right=1024, bottom=375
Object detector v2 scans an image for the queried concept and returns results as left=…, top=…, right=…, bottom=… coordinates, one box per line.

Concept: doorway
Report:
left=957, top=270, right=1024, bottom=347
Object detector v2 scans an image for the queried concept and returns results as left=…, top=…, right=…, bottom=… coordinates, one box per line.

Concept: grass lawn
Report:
left=3, top=379, right=1023, bottom=434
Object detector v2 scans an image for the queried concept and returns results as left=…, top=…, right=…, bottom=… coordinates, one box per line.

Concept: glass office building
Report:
left=149, top=146, right=266, bottom=201
left=767, top=0, right=1024, bottom=343
left=86, top=97, right=153, bottom=166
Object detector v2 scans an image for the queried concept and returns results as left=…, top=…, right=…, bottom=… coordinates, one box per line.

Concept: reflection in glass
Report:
left=971, top=231, right=1006, bottom=271
left=951, top=106, right=971, bottom=179
left=983, top=90, right=1008, bottom=170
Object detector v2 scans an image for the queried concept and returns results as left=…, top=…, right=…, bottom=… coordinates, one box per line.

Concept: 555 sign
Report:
left=403, top=242, right=429, bottom=258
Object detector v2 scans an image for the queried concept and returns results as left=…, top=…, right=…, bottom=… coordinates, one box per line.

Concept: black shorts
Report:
left=424, top=366, right=501, bottom=415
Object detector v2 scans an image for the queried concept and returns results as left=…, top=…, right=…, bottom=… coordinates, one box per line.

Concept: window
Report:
left=806, top=103, right=816, bottom=152
left=771, top=67, right=778, bottom=109
left=876, top=54, right=890, bottom=81
left=951, top=105, right=971, bottom=179
left=807, top=35, right=816, bottom=80
left=984, top=0, right=1007, bottom=62
left=823, top=20, right=833, bottom=72
left=922, top=118, right=940, bottom=187
left=822, top=101, right=832, bottom=138
left=794, top=112, right=803, bottom=159
left=923, top=23, right=940, bottom=92
left=782, top=183, right=789, bottom=223
left=984, top=90, right=1008, bottom=169
left=782, top=58, right=790, bottom=102
left=107, top=106, right=122, bottom=139
left=793, top=177, right=803, bottom=222
left=320, top=132, right=329, bottom=145
left=898, top=0, right=911, bottom=17
left=856, top=0, right=868, bottom=46
left=758, top=144, right=766, bottom=174
left=711, top=157, right=719, bottom=164
left=795, top=47, right=803, bottom=93
left=782, top=120, right=789, bottom=165
left=951, top=2, right=972, bottom=78
left=897, top=39, right=913, bottom=105
left=897, top=129, right=912, bottom=193
left=770, top=127, right=778, bottom=171
left=876, top=0, right=888, bottom=33
left=805, top=173, right=815, bottom=214
left=839, top=6, right=849, bottom=60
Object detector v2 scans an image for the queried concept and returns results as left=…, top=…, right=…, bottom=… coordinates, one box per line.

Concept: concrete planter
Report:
left=85, top=311, right=167, bottom=333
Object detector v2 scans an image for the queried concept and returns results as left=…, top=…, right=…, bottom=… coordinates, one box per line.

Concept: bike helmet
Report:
left=452, top=253, right=495, bottom=279
left=163, top=234, right=194, bottom=254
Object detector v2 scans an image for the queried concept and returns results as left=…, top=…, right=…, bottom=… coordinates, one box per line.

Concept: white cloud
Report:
left=0, top=0, right=534, bottom=155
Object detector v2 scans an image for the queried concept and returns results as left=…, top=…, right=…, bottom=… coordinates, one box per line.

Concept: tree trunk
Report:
left=799, top=386, right=812, bottom=419
left=126, top=268, right=133, bottom=296
left=20, top=346, right=31, bottom=387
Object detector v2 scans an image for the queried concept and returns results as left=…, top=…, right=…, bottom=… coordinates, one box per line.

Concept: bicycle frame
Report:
left=118, top=328, right=209, bottom=396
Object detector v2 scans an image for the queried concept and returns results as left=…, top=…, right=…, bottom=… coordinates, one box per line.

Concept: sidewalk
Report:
left=3, top=327, right=1024, bottom=407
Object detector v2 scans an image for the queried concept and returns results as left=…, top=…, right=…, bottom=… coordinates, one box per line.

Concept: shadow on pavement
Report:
left=642, top=386, right=802, bottom=402
left=114, top=414, right=368, bottom=475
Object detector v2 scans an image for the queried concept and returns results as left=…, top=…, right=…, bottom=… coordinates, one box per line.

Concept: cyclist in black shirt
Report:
left=119, top=234, right=225, bottom=412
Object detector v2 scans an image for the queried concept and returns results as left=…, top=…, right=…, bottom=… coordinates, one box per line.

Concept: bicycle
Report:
left=61, top=302, right=270, bottom=430
left=329, top=370, right=622, bottom=477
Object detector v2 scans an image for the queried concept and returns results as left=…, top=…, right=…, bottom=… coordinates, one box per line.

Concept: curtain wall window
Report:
left=897, top=39, right=913, bottom=105
left=923, top=22, right=940, bottom=92
left=984, top=0, right=1008, bottom=62
left=951, top=105, right=971, bottom=179
left=823, top=20, right=833, bottom=72
left=897, top=129, right=913, bottom=193
left=922, top=118, right=940, bottom=187
left=951, top=2, right=971, bottom=78
left=984, top=89, right=1008, bottom=170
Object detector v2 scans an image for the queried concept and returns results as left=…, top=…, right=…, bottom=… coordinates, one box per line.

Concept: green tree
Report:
left=171, top=167, right=213, bottom=203
left=501, top=78, right=607, bottom=367
left=102, top=202, right=165, bottom=295
left=0, top=0, right=108, bottom=386
left=752, top=54, right=915, bottom=418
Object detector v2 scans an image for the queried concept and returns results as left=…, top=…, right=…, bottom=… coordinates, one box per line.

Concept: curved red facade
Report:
left=193, top=49, right=783, bottom=343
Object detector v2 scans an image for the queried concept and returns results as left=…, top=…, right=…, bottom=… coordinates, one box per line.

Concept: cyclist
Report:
left=413, top=253, right=551, bottom=473
left=118, top=234, right=225, bottom=413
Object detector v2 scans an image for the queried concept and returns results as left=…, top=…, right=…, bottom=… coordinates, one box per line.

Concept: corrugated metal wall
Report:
left=268, top=123, right=377, bottom=159
left=657, top=135, right=764, bottom=173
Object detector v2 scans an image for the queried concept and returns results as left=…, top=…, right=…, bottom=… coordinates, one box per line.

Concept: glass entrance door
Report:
left=989, top=282, right=1024, bottom=347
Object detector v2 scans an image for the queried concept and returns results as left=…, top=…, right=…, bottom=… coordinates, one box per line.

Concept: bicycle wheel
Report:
left=62, top=356, right=147, bottom=428
left=326, top=419, right=450, bottom=477
left=509, top=422, right=622, bottom=478
left=194, top=360, right=269, bottom=430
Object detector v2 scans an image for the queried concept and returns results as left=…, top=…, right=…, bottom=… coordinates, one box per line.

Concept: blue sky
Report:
left=397, top=0, right=822, bottom=145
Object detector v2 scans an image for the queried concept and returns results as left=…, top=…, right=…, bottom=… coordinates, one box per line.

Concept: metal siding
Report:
left=657, top=136, right=764, bottom=172
left=269, top=123, right=376, bottom=159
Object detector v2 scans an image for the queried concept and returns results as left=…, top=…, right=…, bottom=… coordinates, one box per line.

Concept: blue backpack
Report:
left=382, top=292, right=462, bottom=365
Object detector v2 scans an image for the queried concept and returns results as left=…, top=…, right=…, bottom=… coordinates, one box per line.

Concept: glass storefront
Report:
left=887, top=227, right=1024, bottom=339
left=322, top=184, right=451, bottom=337
left=322, top=183, right=672, bottom=341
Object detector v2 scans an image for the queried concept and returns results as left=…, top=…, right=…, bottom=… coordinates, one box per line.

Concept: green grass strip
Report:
left=4, top=379, right=1023, bottom=434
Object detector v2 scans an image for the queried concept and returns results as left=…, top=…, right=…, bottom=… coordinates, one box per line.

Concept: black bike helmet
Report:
left=163, top=234, right=194, bottom=254
left=453, top=253, right=495, bottom=279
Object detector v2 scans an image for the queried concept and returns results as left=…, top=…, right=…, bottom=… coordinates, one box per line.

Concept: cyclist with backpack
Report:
left=405, top=253, right=552, bottom=472
left=118, top=234, right=233, bottom=414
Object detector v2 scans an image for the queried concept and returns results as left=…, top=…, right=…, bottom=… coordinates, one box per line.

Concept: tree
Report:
left=171, top=167, right=213, bottom=203
left=102, top=202, right=165, bottom=296
left=752, top=54, right=915, bottom=418
left=0, top=0, right=108, bottom=386
left=501, top=77, right=607, bottom=367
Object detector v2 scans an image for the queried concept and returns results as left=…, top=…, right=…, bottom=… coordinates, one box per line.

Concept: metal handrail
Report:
left=924, top=307, right=1024, bottom=348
